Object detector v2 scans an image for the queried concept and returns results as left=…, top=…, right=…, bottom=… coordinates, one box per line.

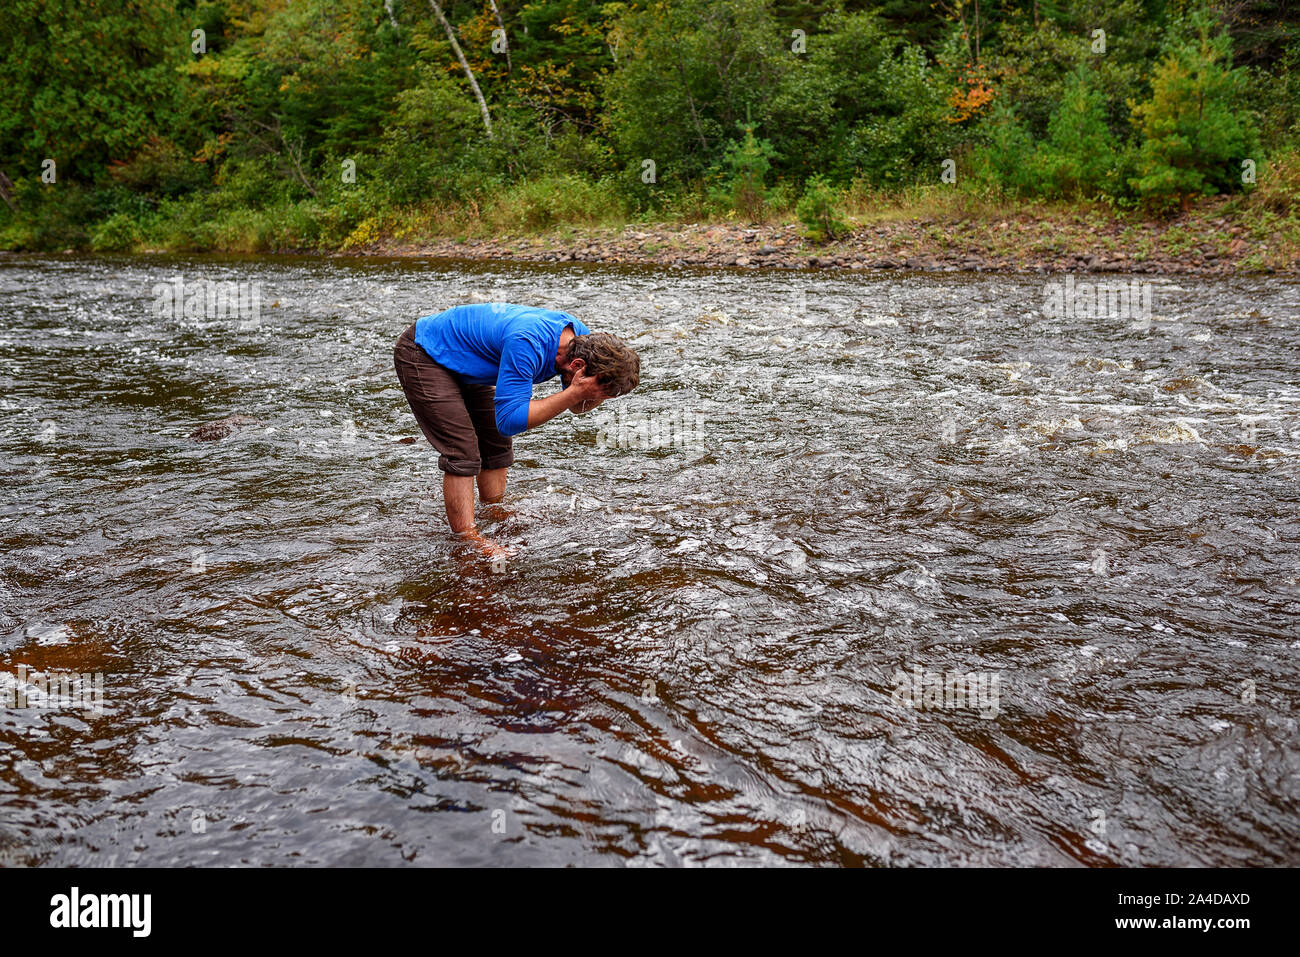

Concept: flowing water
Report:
left=1, top=254, right=1298, bottom=867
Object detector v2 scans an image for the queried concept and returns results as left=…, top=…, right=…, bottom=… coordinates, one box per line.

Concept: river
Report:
left=1, top=254, right=1297, bottom=866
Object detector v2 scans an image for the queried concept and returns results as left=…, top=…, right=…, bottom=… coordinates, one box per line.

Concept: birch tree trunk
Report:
left=428, top=0, right=494, bottom=138
left=488, top=0, right=511, bottom=72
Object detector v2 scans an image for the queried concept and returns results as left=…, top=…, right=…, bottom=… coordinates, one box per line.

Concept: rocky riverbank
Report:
left=354, top=203, right=1296, bottom=276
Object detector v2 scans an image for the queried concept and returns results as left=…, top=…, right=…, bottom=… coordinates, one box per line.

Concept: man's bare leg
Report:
left=444, top=472, right=510, bottom=558
left=443, top=473, right=477, bottom=534
left=477, top=468, right=507, bottom=503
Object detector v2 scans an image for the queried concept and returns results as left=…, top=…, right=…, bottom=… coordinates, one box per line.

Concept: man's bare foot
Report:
left=479, top=502, right=517, bottom=522
left=456, top=528, right=516, bottom=563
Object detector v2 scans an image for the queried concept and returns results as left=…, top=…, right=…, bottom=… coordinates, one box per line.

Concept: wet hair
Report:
left=566, top=332, right=640, bottom=397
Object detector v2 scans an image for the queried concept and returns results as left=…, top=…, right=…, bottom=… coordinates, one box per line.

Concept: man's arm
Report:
left=494, top=336, right=544, bottom=436
left=524, top=374, right=607, bottom=430
left=495, top=335, right=609, bottom=436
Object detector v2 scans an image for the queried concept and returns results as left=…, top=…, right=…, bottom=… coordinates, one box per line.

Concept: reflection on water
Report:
left=1, top=255, right=1298, bottom=866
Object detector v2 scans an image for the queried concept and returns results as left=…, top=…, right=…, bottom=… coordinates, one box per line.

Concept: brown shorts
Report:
left=393, top=323, right=514, bottom=476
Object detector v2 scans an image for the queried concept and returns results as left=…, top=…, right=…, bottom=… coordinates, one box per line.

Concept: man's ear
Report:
left=569, top=357, right=587, bottom=376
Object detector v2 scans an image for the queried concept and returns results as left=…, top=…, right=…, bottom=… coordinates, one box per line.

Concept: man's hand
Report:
left=568, top=369, right=611, bottom=414
left=525, top=369, right=611, bottom=429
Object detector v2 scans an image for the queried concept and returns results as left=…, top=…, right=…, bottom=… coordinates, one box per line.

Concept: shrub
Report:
left=486, top=174, right=624, bottom=230
left=1249, top=150, right=1300, bottom=216
left=107, top=137, right=208, bottom=196
left=151, top=194, right=220, bottom=251
left=713, top=124, right=777, bottom=221
left=968, top=102, right=1038, bottom=196
left=89, top=212, right=144, bottom=251
left=797, top=176, right=848, bottom=242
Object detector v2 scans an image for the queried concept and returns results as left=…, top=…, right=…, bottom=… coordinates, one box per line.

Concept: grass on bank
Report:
left=2, top=152, right=1297, bottom=270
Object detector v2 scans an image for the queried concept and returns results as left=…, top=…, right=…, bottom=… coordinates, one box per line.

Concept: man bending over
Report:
left=394, top=303, right=640, bottom=556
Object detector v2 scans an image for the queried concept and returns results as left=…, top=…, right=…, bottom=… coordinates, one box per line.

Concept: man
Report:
left=394, top=302, right=640, bottom=557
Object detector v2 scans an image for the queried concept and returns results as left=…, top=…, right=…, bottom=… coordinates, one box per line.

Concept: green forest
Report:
left=2, top=0, right=1298, bottom=252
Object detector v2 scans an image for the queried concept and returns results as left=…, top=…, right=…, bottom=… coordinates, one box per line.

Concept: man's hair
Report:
left=567, top=332, right=640, bottom=396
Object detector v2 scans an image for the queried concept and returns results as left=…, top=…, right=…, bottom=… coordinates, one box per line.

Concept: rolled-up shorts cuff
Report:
left=439, top=455, right=483, bottom=476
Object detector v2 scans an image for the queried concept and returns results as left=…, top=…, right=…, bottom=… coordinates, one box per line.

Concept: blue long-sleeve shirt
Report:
left=414, top=303, right=591, bottom=437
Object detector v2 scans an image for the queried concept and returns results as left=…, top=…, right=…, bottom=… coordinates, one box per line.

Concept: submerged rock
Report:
left=190, top=415, right=261, bottom=442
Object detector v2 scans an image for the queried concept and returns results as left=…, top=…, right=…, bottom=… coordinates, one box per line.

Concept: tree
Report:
left=0, top=0, right=187, bottom=184
left=1034, top=66, right=1120, bottom=197
left=603, top=0, right=784, bottom=185
left=767, top=10, right=954, bottom=185
left=1130, top=14, right=1258, bottom=207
